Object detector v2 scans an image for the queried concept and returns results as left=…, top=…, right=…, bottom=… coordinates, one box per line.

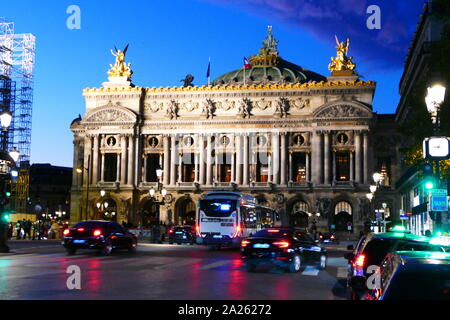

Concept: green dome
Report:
left=213, top=58, right=326, bottom=85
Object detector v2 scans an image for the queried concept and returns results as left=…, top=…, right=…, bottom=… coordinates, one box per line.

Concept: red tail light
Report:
left=273, top=241, right=290, bottom=248
left=63, top=229, right=70, bottom=236
left=241, top=240, right=250, bottom=247
left=169, top=229, right=174, bottom=234
left=77, top=228, right=85, bottom=232
left=354, top=254, right=366, bottom=267
left=268, top=229, right=280, bottom=233
left=93, top=229, right=102, bottom=237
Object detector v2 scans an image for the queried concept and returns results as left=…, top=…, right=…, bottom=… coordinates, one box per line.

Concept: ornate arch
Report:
left=313, top=101, right=373, bottom=120
left=82, top=101, right=138, bottom=125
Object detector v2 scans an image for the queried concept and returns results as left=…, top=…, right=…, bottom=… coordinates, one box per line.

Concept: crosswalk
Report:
left=3, top=250, right=349, bottom=280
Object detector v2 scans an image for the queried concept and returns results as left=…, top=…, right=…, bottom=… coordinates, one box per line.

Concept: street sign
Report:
left=431, top=196, right=448, bottom=212
left=431, top=189, right=448, bottom=196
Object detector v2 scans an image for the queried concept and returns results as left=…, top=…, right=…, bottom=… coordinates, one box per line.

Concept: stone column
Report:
left=243, top=134, right=249, bottom=185
left=127, top=135, right=135, bottom=186
left=312, top=131, right=323, bottom=185
left=332, top=150, right=337, bottom=182
left=116, top=152, right=120, bottom=183
left=206, top=135, right=212, bottom=185
left=163, top=135, right=170, bottom=185
left=83, top=135, right=91, bottom=185
left=231, top=151, right=235, bottom=183
left=199, top=135, right=205, bottom=185
left=135, top=136, right=141, bottom=185
left=355, top=131, right=362, bottom=183
left=306, top=152, right=310, bottom=182
left=120, top=135, right=127, bottom=184
left=170, top=135, right=177, bottom=185
left=267, top=152, right=272, bottom=184
left=92, top=135, right=99, bottom=185
left=289, top=151, right=293, bottom=183
left=350, top=151, right=354, bottom=181
left=195, top=135, right=199, bottom=183
left=363, top=132, right=370, bottom=184
left=324, top=132, right=330, bottom=185
left=72, top=138, right=79, bottom=186
left=272, top=133, right=280, bottom=185
left=235, top=135, right=242, bottom=185
left=178, top=151, right=183, bottom=183
left=101, top=153, right=105, bottom=182
left=280, top=133, right=287, bottom=185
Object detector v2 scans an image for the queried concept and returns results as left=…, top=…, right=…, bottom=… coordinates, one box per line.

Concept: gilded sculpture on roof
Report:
left=108, top=44, right=133, bottom=78
left=328, top=36, right=356, bottom=73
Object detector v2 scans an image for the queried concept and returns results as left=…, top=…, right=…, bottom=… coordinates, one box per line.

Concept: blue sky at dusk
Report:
left=3, top=0, right=426, bottom=167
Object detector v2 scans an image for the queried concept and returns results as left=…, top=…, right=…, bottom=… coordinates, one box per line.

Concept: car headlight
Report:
left=311, top=246, right=322, bottom=252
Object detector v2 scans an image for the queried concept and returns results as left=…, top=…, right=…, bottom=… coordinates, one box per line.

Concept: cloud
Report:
left=204, top=0, right=426, bottom=70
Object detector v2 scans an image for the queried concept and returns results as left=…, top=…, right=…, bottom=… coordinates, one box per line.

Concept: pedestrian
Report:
left=24, top=220, right=32, bottom=240
left=15, top=221, right=22, bottom=240
left=7, top=222, right=13, bottom=239
left=160, top=223, right=166, bottom=243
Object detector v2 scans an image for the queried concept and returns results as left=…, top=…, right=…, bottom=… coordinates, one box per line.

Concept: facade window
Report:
left=182, top=153, right=195, bottom=182
left=292, top=152, right=306, bottom=182
left=104, top=153, right=117, bottom=182
left=217, top=153, right=232, bottom=182
left=145, top=154, right=160, bottom=182
left=256, top=152, right=269, bottom=182
left=336, top=152, right=350, bottom=181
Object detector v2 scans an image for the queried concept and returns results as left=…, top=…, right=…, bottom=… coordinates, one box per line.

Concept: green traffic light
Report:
left=425, top=181, right=434, bottom=190
left=5, top=192, right=11, bottom=197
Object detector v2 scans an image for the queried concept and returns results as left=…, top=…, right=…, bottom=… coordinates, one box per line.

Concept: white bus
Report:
left=196, top=191, right=279, bottom=248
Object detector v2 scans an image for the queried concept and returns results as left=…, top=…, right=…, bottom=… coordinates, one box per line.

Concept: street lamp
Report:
left=0, top=111, right=12, bottom=132
left=426, top=82, right=446, bottom=131
left=9, top=148, right=20, bottom=162
left=369, top=185, right=377, bottom=194
left=148, top=167, right=167, bottom=224
left=100, top=189, right=106, bottom=198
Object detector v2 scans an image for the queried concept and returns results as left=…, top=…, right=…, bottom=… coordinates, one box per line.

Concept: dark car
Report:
left=364, top=251, right=450, bottom=300
left=241, top=227, right=327, bottom=273
left=344, top=229, right=446, bottom=300
left=168, top=226, right=196, bottom=245
left=62, top=220, right=137, bottom=255
left=319, top=232, right=339, bottom=244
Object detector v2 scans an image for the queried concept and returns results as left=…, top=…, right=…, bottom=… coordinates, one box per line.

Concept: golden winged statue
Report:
left=328, top=36, right=356, bottom=72
left=108, top=44, right=133, bottom=78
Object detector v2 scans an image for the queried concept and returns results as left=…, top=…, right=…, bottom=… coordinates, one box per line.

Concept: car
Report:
left=363, top=251, right=450, bottom=300
left=168, top=226, right=196, bottom=245
left=344, top=228, right=447, bottom=300
left=319, top=232, right=339, bottom=244
left=241, top=227, right=327, bottom=273
left=62, top=220, right=138, bottom=255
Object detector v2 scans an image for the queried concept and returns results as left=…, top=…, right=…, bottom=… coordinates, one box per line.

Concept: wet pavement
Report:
left=0, top=240, right=351, bottom=300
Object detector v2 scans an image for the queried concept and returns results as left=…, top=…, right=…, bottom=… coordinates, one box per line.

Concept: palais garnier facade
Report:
left=70, top=27, right=401, bottom=235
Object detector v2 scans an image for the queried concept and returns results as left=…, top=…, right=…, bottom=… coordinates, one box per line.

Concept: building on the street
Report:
left=395, top=0, right=450, bottom=236
left=28, top=163, right=72, bottom=220
left=70, top=27, right=400, bottom=236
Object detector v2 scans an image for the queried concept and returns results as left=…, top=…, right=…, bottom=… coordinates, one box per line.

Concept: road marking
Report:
left=199, top=260, right=230, bottom=270
left=153, top=258, right=200, bottom=270
left=337, top=267, right=348, bottom=278
left=301, top=266, right=320, bottom=276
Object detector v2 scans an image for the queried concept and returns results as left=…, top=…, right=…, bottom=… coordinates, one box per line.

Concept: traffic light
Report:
left=422, top=163, right=435, bottom=190
left=1, top=212, right=10, bottom=222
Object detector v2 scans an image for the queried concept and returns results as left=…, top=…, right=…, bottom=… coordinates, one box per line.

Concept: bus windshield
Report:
left=200, top=199, right=237, bottom=217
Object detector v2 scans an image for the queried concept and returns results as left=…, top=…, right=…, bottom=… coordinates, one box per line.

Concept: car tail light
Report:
left=320, top=235, right=323, bottom=239
left=93, top=229, right=102, bottom=237
left=354, top=254, right=366, bottom=267
left=63, top=229, right=70, bottom=236
left=77, top=228, right=85, bottom=232
left=169, top=229, right=174, bottom=234
left=267, top=229, right=280, bottom=233
left=273, top=241, right=290, bottom=248
left=241, top=240, right=250, bottom=247
left=331, top=235, right=335, bottom=239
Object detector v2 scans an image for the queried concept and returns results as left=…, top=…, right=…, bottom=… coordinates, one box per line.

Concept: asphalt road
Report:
left=0, top=240, right=351, bottom=300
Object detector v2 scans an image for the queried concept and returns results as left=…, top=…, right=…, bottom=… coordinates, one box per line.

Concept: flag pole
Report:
left=208, top=56, right=211, bottom=86
left=243, top=65, right=246, bottom=86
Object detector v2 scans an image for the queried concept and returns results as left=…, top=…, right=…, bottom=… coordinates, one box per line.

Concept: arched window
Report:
left=335, top=201, right=352, bottom=215
left=293, top=201, right=309, bottom=213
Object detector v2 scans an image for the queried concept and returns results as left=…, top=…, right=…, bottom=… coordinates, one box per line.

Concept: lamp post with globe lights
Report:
left=149, top=167, right=167, bottom=224
left=0, top=110, right=21, bottom=253
left=365, top=172, right=384, bottom=232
